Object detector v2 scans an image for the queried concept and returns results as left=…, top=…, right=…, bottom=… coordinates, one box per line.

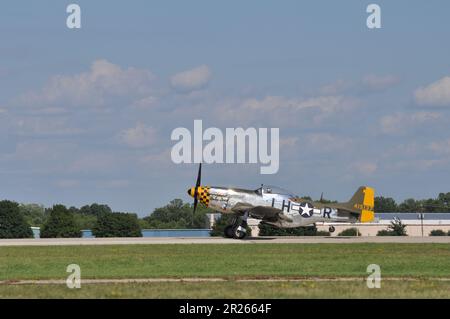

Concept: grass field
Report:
left=1, top=243, right=449, bottom=298
left=1, top=281, right=450, bottom=299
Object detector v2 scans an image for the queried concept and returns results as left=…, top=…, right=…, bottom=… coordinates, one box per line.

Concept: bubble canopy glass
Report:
left=255, top=185, right=297, bottom=197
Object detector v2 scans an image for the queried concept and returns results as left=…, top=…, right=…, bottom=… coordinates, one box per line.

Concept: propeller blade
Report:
left=196, top=163, right=202, bottom=188
left=320, top=192, right=324, bottom=202
left=193, top=196, right=198, bottom=220
left=192, top=163, right=202, bottom=226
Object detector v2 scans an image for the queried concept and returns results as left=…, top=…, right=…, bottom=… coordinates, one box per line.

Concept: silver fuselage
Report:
left=206, top=186, right=356, bottom=228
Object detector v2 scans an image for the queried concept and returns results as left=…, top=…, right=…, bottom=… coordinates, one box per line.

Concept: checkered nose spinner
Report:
left=186, top=163, right=210, bottom=226
left=187, top=186, right=210, bottom=207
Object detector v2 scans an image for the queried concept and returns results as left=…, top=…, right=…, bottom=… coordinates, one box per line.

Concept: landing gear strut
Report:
left=224, top=215, right=249, bottom=239
left=328, top=226, right=335, bottom=233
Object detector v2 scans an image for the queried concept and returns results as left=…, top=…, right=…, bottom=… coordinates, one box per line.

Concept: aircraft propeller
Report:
left=191, top=163, right=202, bottom=226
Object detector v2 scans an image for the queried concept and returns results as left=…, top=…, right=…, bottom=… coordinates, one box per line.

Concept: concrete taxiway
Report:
left=1, top=236, right=450, bottom=246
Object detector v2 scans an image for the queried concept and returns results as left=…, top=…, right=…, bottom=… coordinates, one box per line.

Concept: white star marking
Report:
left=300, top=203, right=314, bottom=217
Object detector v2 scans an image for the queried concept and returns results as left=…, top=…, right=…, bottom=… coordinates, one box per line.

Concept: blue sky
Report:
left=1, top=1, right=450, bottom=216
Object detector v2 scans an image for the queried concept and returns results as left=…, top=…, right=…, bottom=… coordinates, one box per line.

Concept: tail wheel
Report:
left=224, top=225, right=234, bottom=238
left=329, top=226, right=335, bottom=233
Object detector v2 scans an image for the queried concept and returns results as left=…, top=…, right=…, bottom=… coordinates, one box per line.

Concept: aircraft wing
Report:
left=231, top=203, right=292, bottom=222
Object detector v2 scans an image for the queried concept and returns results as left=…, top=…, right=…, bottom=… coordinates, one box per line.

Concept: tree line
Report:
left=374, top=192, right=450, bottom=213
left=0, top=198, right=213, bottom=239
left=0, top=200, right=142, bottom=239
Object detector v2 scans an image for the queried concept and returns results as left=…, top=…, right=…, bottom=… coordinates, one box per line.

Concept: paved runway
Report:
left=1, top=236, right=450, bottom=246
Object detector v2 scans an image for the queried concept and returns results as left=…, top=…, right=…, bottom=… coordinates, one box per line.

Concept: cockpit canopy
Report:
left=255, top=185, right=296, bottom=197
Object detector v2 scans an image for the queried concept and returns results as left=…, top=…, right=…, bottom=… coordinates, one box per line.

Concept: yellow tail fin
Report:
left=347, top=186, right=375, bottom=223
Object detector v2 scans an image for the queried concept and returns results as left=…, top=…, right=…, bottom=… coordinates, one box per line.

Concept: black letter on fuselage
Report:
left=282, top=200, right=290, bottom=212
left=323, top=207, right=332, bottom=219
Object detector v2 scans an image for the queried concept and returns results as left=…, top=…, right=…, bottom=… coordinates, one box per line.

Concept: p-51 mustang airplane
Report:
left=187, top=164, right=375, bottom=239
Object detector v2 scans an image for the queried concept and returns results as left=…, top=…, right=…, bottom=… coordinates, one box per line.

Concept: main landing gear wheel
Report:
left=329, top=226, right=335, bottom=233
left=233, top=227, right=247, bottom=239
left=224, top=218, right=248, bottom=239
left=233, top=221, right=248, bottom=239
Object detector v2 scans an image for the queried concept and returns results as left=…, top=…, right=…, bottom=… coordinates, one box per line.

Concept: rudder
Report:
left=347, top=186, right=375, bottom=223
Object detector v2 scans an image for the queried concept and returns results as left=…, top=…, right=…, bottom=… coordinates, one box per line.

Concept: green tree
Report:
left=79, top=203, right=112, bottom=216
left=258, top=223, right=318, bottom=236
left=415, top=198, right=441, bottom=213
left=74, top=213, right=97, bottom=230
left=18, top=203, right=47, bottom=227
left=388, top=218, right=407, bottom=235
left=437, top=193, right=450, bottom=212
left=376, top=229, right=392, bottom=236
left=67, top=205, right=98, bottom=229
left=377, top=218, right=407, bottom=236
left=438, top=192, right=450, bottom=202
left=210, top=214, right=231, bottom=236
left=429, top=229, right=447, bottom=236
left=92, top=212, right=142, bottom=237
left=143, top=199, right=212, bottom=229
left=374, top=196, right=398, bottom=212
left=338, top=228, right=361, bottom=236
left=0, top=200, right=33, bottom=238
left=398, top=198, right=420, bottom=212
left=40, top=204, right=82, bottom=238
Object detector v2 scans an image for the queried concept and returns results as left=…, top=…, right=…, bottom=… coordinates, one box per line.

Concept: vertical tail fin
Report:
left=347, top=186, right=375, bottom=223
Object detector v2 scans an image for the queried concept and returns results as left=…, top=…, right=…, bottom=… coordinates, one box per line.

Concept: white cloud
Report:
left=204, top=95, right=363, bottom=128
left=319, top=79, right=353, bottom=95
left=388, top=158, right=449, bottom=172
left=242, top=95, right=356, bottom=113
left=170, top=65, right=211, bottom=92
left=131, top=96, right=158, bottom=109
left=382, top=142, right=422, bottom=159
left=13, top=141, right=66, bottom=161
left=96, top=179, right=130, bottom=189
left=119, top=122, right=157, bottom=148
left=415, top=76, right=450, bottom=106
left=279, top=137, right=298, bottom=147
left=139, top=148, right=174, bottom=168
left=361, top=74, right=399, bottom=91
left=429, top=139, right=450, bottom=154
left=14, top=117, right=85, bottom=136
left=214, top=95, right=361, bottom=127
left=319, top=75, right=399, bottom=95
left=351, top=161, right=378, bottom=175
left=380, top=112, right=440, bottom=134
left=0, top=141, right=78, bottom=175
left=277, top=133, right=355, bottom=160
left=303, top=133, right=354, bottom=151
left=56, top=179, right=80, bottom=188
left=18, top=59, right=155, bottom=108
left=69, top=153, right=118, bottom=174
